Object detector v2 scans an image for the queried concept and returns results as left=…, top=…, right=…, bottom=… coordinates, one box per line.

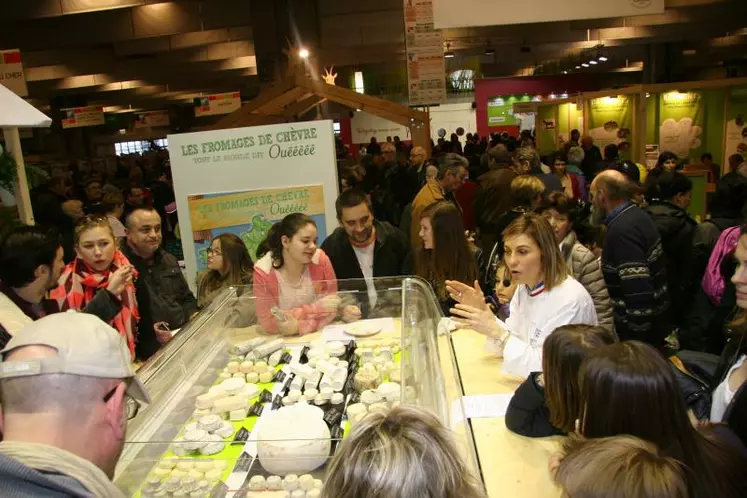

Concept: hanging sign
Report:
left=61, top=106, right=105, bottom=129
left=194, top=91, right=242, bottom=117
left=134, top=110, right=170, bottom=129
left=0, top=49, right=28, bottom=97
left=404, top=0, right=446, bottom=106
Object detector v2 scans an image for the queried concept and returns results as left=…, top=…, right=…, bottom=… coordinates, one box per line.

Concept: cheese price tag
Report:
left=233, top=451, right=253, bottom=473
left=232, top=427, right=250, bottom=445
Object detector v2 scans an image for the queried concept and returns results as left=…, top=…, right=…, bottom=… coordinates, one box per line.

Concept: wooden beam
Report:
left=642, top=77, right=747, bottom=94
left=278, top=95, right=327, bottom=118
left=208, top=79, right=297, bottom=130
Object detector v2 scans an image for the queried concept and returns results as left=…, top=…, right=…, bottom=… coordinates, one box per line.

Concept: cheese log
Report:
left=268, top=350, right=283, bottom=367
left=289, top=362, right=316, bottom=380
left=250, top=338, right=285, bottom=360
left=213, top=395, right=247, bottom=413
left=196, top=391, right=223, bottom=410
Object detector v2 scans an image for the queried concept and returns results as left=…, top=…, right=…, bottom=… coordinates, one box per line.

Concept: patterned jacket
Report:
left=601, top=203, right=672, bottom=347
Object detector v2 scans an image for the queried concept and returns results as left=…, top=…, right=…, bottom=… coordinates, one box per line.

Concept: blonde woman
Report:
left=447, top=214, right=597, bottom=377
left=323, top=405, right=486, bottom=498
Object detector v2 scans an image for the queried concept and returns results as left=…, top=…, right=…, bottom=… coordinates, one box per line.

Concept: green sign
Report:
left=659, top=91, right=703, bottom=159
left=588, top=96, right=633, bottom=148
left=487, top=95, right=532, bottom=127
left=725, top=86, right=747, bottom=160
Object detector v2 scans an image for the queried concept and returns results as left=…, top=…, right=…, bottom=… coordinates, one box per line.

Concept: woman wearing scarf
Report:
left=51, top=215, right=139, bottom=356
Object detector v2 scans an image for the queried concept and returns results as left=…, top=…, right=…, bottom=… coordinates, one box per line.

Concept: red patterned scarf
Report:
left=50, top=250, right=139, bottom=356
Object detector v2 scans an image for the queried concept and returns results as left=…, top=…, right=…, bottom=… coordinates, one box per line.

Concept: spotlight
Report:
left=299, top=48, right=310, bottom=59
left=562, top=70, right=568, bottom=74
left=575, top=65, right=581, bottom=69
left=445, top=51, right=455, bottom=58
left=598, top=55, right=608, bottom=62
left=485, top=47, right=496, bottom=56
left=582, top=63, right=589, bottom=67
left=589, top=60, right=598, bottom=65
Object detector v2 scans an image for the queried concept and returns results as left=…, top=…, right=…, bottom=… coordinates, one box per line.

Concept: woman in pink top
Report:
left=253, top=213, right=359, bottom=335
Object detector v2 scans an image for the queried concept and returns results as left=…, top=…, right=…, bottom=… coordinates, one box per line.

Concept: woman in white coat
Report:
left=447, top=214, right=597, bottom=378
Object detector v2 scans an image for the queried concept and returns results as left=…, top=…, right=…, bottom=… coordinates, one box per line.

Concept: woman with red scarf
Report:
left=51, top=215, right=139, bottom=356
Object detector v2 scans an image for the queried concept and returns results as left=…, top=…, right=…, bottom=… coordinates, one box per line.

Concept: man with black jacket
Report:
left=321, top=189, right=411, bottom=313
left=123, top=207, right=197, bottom=361
left=644, top=172, right=697, bottom=330
left=0, top=226, right=121, bottom=349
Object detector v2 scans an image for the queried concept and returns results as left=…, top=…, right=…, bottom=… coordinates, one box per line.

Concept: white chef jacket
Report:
left=490, top=276, right=597, bottom=378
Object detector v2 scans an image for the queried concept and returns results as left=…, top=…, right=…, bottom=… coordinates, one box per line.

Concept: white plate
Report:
left=343, top=323, right=382, bottom=337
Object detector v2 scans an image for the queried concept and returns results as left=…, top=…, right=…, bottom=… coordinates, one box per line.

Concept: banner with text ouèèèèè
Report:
left=588, top=96, right=633, bottom=148
left=188, top=185, right=326, bottom=270
left=169, top=121, right=339, bottom=289
left=659, top=91, right=704, bottom=160
left=724, top=86, right=747, bottom=161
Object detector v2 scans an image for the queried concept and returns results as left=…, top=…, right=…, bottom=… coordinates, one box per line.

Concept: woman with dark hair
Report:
left=253, top=213, right=359, bottom=336
left=196, top=233, right=253, bottom=309
left=643, top=151, right=680, bottom=200
left=548, top=151, right=582, bottom=200
left=447, top=214, right=597, bottom=377
left=538, top=192, right=613, bottom=330
left=415, top=201, right=480, bottom=315
left=579, top=341, right=747, bottom=498
left=505, top=324, right=617, bottom=437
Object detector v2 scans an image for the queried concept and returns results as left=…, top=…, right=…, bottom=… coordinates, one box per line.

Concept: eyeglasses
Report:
left=206, top=248, right=222, bottom=256
left=103, top=381, right=141, bottom=420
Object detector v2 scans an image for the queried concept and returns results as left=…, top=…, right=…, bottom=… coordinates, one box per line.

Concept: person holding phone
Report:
left=51, top=215, right=139, bottom=356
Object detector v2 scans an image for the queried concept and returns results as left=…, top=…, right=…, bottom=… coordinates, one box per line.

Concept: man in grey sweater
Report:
left=0, top=313, right=150, bottom=497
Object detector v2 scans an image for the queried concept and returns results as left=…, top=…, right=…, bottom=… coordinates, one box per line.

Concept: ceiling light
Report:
left=445, top=51, right=455, bottom=58
left=598, top=55, right=608, bottom=62
left=582, top=63, right=589, bottom=67
left=575, top=65, right=581, bottom=69
left=562, top=70, right=568, bottom=74
left=298, top=48, right=310, bottom=59
left=589, top=60, right=598, bottom=65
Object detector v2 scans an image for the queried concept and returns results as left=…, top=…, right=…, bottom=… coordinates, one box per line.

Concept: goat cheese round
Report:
left=299, top=474, right=315, bottom=491
left=182, top=430, right=208, bottom=451
left=283, top=474, right=299, bottom=491
left=249, top=475, right=266, bottom=490
left=266, top=475, right=283, bottom=490
left=197, top=415, right=223, bottom=433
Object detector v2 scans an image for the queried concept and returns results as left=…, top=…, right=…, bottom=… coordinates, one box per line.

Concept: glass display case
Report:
left=114, top=277, right=478, bottom=497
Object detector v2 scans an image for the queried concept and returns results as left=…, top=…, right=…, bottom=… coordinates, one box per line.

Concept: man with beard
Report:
left=321, top=189, right=411, bottom=312
left=590, top=170, right=671, bottom=347
left=0, top=226, right=122, bottom=349
left=123, top=207, right=197, bottom=361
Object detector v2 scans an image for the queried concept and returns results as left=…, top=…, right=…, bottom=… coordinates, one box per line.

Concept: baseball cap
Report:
left=0, top=312, right=150, bottom=404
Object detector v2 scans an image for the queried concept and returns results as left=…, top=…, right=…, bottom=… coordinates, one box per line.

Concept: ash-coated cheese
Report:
left=181, top=430, right=209, bottom=451
left=269, top=350, right=283, bottom=367
left=200, top=434, right=225, bottom=455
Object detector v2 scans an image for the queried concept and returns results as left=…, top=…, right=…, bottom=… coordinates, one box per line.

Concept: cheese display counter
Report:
left=113, top=277, right=479, bottom=497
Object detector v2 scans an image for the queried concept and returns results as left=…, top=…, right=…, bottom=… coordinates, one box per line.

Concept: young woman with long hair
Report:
left=548, top=151, right=582, bottom=200
left=50, top=215, right=138, bottom=355
left=505, top=324, right=617, bottom=437
left=253, top=213, right=359, bottom=336
left=579, top=341, right=747, bottom=498
left=447, top=214, right=597, bottom=377
left=414, top=201, right=479, bottom=315
left=196, top=233, right=253, bottom=309
left=323, top=405, right=486, bottom=498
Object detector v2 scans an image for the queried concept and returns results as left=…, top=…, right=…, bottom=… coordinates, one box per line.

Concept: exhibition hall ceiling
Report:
left=0, top=0, right=745, bottom=112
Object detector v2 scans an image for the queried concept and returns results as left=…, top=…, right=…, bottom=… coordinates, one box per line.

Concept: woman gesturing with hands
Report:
left=448, top=214, right=597, bottom=378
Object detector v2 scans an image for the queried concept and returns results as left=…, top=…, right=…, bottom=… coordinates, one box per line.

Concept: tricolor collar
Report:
left=528, top=281, right=546, bottom=297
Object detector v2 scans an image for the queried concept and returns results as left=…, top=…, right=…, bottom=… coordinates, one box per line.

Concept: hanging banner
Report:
left=188, top=185, right=326, bottom=267
left=432, top=0, right=664, bottom=29
left=194, top=91, right=241, bottom=117
left=134, top=110, right=170, bottom=129
left=588, top=96, right=633, bottom=148
left=61, top=106, right=105, bottom=129
left=724, top=86, right=747, bottom=161
left=168, top=120, right=339, bottom=289
left=659, top=91, right=703, bottom=159
left=404, top=0, right=446, bottom=106
left=0, top=49, right=28, bottom=97
left=350, top=111, right=409, bottom=143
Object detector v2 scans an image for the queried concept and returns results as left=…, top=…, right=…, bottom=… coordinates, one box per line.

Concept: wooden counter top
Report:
left=449, top=329, right=562, bottom=498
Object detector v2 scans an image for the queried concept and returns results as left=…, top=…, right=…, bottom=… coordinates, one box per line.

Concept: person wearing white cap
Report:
left=0, top=312, right=150, bottom=497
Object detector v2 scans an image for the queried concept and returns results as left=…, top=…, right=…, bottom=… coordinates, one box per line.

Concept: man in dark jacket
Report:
left=644, top=172, right=697, bottom=330
left=591, top=170, right=672, bottom=347
left=123, top=207, right=197, bottom=361
left=0, top=226, right=121, bottom=349
left=475, top=145, right=517, bottom=252
left=580, top=136, right=603, bottom=180
left=321, top=189, right=411, bottom=314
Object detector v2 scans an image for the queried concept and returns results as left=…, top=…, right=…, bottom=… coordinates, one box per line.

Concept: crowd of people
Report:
left=1, top=128, right=747, bottom=497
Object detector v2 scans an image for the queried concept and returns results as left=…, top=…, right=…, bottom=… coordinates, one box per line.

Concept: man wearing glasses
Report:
left=0, top=312, right=150, bottom=496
